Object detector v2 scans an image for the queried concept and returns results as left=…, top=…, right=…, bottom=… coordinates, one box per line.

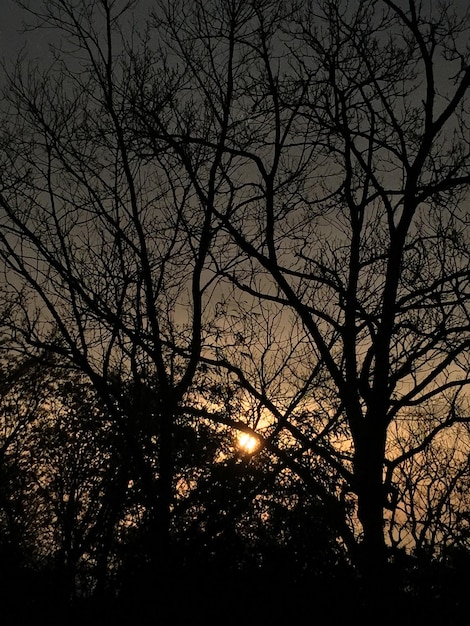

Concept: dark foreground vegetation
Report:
left=1, top=542, right=470, bottom=625
left=1, top=358, right=469, bottom=625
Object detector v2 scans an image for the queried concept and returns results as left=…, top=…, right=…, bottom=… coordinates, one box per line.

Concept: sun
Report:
left=237, top=432, right=259, bottom=453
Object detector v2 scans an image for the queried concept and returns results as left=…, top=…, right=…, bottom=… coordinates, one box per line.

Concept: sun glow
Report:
left=237, top=432, right=259, bottom=453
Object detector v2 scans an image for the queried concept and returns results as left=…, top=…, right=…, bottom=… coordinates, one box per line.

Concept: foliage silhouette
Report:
left=0, top=0, right=469, bottom=619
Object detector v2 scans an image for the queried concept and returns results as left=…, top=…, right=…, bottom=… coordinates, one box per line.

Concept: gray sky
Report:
left=2, top=0, right=470, bottom=86
left=1, top=0, right=35, bottom=59
left=0, top=0, right=56, bottom=75
left=0, top=0, right=152, bottom=73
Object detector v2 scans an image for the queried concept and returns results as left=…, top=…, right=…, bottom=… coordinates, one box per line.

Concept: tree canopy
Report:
left=0, top=0, right=469, bottom=620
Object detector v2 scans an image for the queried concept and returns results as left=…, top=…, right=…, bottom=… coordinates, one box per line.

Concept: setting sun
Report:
left=237, top=432, right=259, bottom=453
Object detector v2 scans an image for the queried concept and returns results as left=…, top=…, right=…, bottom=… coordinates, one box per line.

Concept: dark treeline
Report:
left=1, top=353, right=469, bottom=624
left=0, top=0, right=469, bottom=623
left=0, top=354, right=351, bottom=623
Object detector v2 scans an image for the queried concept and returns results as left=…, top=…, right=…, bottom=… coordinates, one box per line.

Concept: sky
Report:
left=0, top=0, right=156, bottom=81
left=1, top=0, right=42, bottom=61
left=2, top=0, right=470, bottom=66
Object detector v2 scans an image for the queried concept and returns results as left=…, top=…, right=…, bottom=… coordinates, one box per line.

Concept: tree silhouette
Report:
left=0, top=0, right=222, bottom=574
left=0, top=0, right=469, bottom=608
left=122, top=0, right=470, bottom=581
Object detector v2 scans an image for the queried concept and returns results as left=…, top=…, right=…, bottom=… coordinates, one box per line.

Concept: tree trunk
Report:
left=354, top=426, right=388, bottom=587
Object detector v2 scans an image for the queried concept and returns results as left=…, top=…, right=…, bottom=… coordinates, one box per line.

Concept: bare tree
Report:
left=0, top=0, right=221, bottom=570
left=124, top=0, right=470, bottom=578
left=1, top=0, right=470, bottom=591
left=387, top=415, right=470, bottom=555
